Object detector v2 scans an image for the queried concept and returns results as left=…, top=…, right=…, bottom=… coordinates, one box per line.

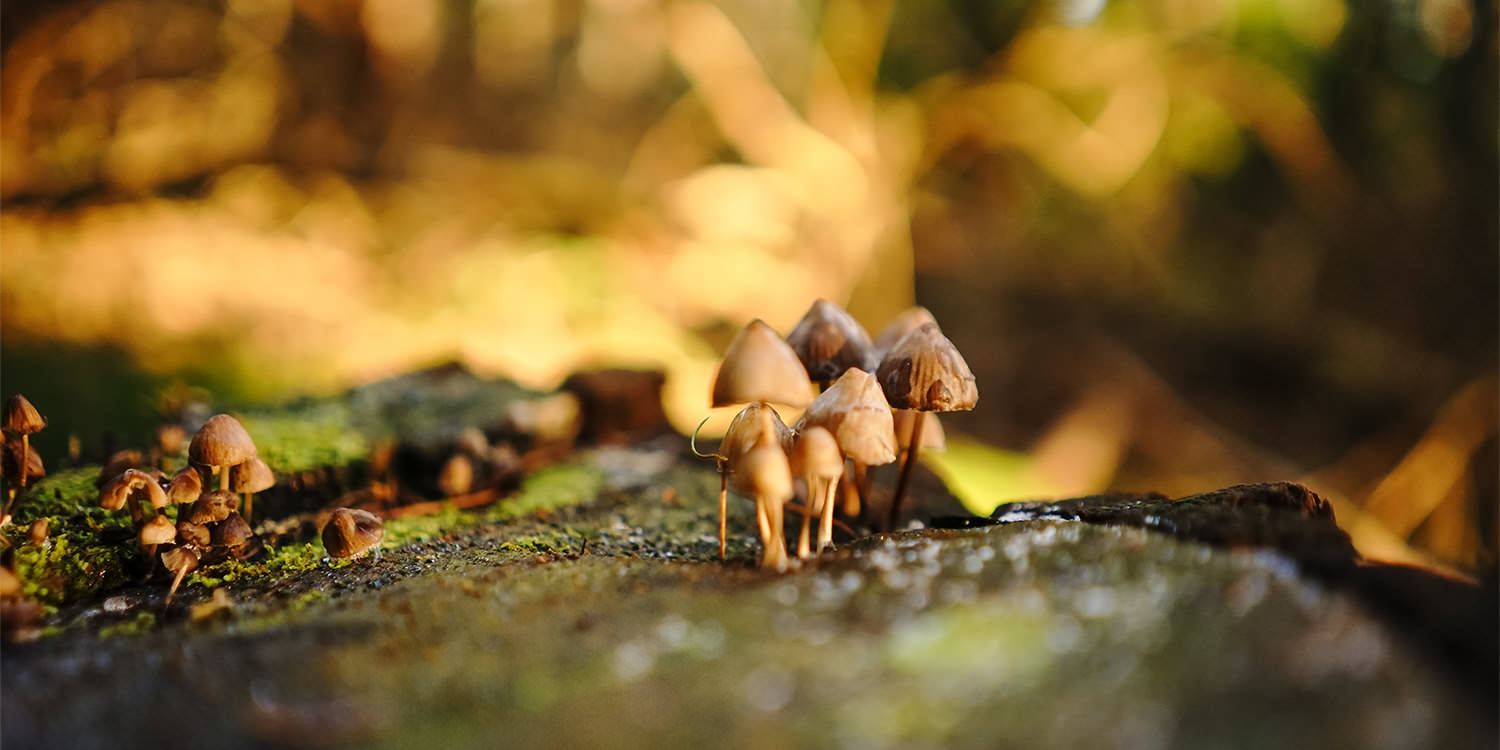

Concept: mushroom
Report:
left=161, top=546, right=200, bottom=607
left=731, top=408, right=795, bottom=571
left=187, top=489, right=238, bottom=525
left=176, top=520, right=211, bottom=548
left=165, top=467, right=204, bottom=507
left=2, top=439, right=45, bottom=517
left=229, top=457, right=274, bottom=523
left=789, top=426, right=843, bottom=558
left=139, top=513, right=178, bottom=572
left=98, top=468, right=166, bottom=524
left=700, top=319, right=810, bottom=561
left=692, top=402, right=792, bottom=560
left=188, top=414, right=257, bottom=492
left=321, top=508, right=384, bottom=560
left=785, top=299, right=877, bottom=389
left=27, top=518, right=48, bottom=547
left=212, top=512, right=253, bottom=550
left=96, top=450, right=143, bottom=487
left=794, top=368, right=898, bottom=522
left=711, top=319, right=814, bottom=409
left=2, top=394, right=45, bottom=492
left=872, top=306, right=938, bottom=360
left=875, top=322, right=978, bottom=530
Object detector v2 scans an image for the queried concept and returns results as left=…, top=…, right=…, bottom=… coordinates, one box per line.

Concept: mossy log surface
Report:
left=1, top=367, right=1493, bottom=749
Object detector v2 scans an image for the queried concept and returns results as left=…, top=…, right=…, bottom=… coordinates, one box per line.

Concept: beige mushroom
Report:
left=711, top=319, right=814, bottom=408
left=188, top=414, right=257, bottom=492
left=161, top=546, right=200, bottom=607
left=229, top=457, right=274, bottom=523
left=693, top=401, right=792, bottom=561
left=789, top=426, right=843, bottom=558
left=165, top=467, right=204, bottom=506
left=794, top=368, right=898, bottom=521
left=322, top=508, right=384, bottom=560
left=731, top=408, right=795, bottom=571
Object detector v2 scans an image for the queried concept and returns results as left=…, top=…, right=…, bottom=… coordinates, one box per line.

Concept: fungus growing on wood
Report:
left=692, top=401, right=792, bottom=561
left=875, top=322, right=977, bottom=530
left=785, top=299, right=876, bottom=388
left=789, top=425, right=842, bottom=558
left=229, top=457, right=274, bottom=522
left=212, top=512, right=253, bottom=550
left=711, top=319, right=813, bottom=408
left=322, top=508, right=384, bottom=560
left=187, top=490, right=238, bottom=525
left=731, top=408, right=795, bottom=571
left=2, top=395, right=45, bottom=493
left=188, top=414, right=257, bottom=492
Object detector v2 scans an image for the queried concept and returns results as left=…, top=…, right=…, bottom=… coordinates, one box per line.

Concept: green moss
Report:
left=9, top=468, right=100, bottom=524
left=486, top=463, right=605, bottom=522
left=97, top=612, right=157, bottom=639
left=241, top=404, right=369, bottom=474
left=10, top=523, right=137, bottom=607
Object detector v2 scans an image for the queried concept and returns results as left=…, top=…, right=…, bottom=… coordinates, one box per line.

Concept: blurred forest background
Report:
left=0, top=0, right=1494, bottom=575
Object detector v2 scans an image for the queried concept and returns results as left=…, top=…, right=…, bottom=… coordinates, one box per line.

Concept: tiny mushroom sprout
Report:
left=789, top=425, right=843, bottom=559
left=322, top=508, right=385, bottom=560
left=794, top=368, right=898, bottom=521
left=785, top=299, right=876, bottom=389
left=876, top=322, right=978, bottom=530
left=229, top=457, right=274, bottom=523
left=699, top=318, right=810, bottom=561
left=731, top=408, right=795, bottom=571
left=188, top=414, right=258, bottom=492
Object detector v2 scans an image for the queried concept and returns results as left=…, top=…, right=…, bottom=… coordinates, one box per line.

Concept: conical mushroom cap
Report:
left=230, top=457, right=275, bottom=494
left=719, top=402, right=792, bottom=472
left=322, top=508, right=384, bottom=559
left=785, top=299, right=876, bottom=386
left=789, top=425, right=843, bottom=481
left=212, top=512, right=253, bottom=548
left=166, top=468, right=204, bottom=505
left=189, top=414, right=257, bottom=469
left=188, top=490, right=238, bottom=524
left=731, top=410, right=794, bottom=502
left=875, top=323, right=978, bottom=412
left=873, top=307, right=938, bottom=358
left=795, top=369, right=897, bottom=466
left=711, top=320, right=813, bottom=408
left=893, top=410, right=946, bottom=452
left=3, top=394, right=45, bottom=436
left=140, top=514, right=177, bottom=546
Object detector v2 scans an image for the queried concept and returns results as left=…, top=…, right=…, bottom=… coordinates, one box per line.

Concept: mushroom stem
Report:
left=887, top=414, right=925, bottom=531
left=165, top=561, right=190, bottom=608
left=718, top=473, right=728, bottom=561
left=218, top=466, right=230, bottom=492
left=243, top=492, right=253, bottom=524
left=796, top=475, right=815, bottom=560
left=18, top=435, right=29, bottom=490
left=841, top=470, right=859, bottom=519
left=817, top=479, right=838, bottom=552
left=760, top=492, right=787, bottom=570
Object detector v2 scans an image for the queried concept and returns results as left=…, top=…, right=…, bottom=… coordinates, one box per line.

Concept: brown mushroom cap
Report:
left=140, top=514, right=178, bottom=546
left=795, top=368, right=898, bottom=466
left=711, top=319, right=814, bottom=408
left=3, top=441, right=45, bottom=483
left=872, top=307, right=939, bottom=358
left=98, top=468, right=154, bottom=511
left=188, top=414, right=257, bottom=469
left=230, top=457, right=275, bottom=494
left=176, top=520, right=211, bottom=548
left=875, top=323, right=978, bottom=412
left=893, top=410, right=946, bottom=452
left=96, top=450, right=143, bottom=487
left=785, top=299, right=876, bottom=386
left=2, top=394, right=45, bottom=437
left=161, top=545, right=200, bottom=574
left=166, top=468, right=204, bottom=505
left=718, top=402, right=793, bottom=472
left=730, top=410, right=794, bottom=501
left=322, top=508, right=385, bottom=559
left=136, top=473, right=169, bottom=510
left=789, top=425, right=843, bottom=481
left=212, top=512, right=253, bottom=548
left=188, top=490, right=238, bottom=525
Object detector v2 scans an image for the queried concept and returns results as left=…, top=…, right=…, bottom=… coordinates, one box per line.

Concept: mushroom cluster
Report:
left=2, top=395, right=47, bottom=521
left=95, top=413, right=273, bottom=606
left=697, top=300, right=977, bottom=569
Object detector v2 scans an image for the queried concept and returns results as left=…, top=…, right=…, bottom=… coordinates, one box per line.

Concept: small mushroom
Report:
left=694, top=401, right=792, bottom=561
left=165, top=467, right=204, bottom=506
left=212, top=512, right=253, bottom=549
left=789, top=426, right=843, bottom=559
left=875, top=322, right=977, bottom=530
left=176, top=520, right=211, bottom=548
left=139, top=513, right=178, bottom=569
left=711, top=319, right=814, bottom=408
left=794, top=368, right=898, bottom=521
left=322, top=508, right=384, bottom=560
left=731, top=408, right=795, bottom=571
left=2, top=395, right=45, bottom=492
left=2, top=440, right=45, bottom=514
left=188, top=414, right=258, bottom=492
left=785, top=299, right=877, bottom=389
left=27, top=518, right=48, bottom=547
left=438, top=454, right=474, bottom=498
left=188, top=490, right=238, bottom=525
left=98, top=468, right=166, bottom=524
left=161, top=546, right=200, bottom=607
left=229, top=457, right=274, bottom=522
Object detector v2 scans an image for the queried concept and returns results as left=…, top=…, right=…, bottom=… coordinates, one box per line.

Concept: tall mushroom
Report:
left=789, top=426, right=843, bottom=558
left=702, top=319, right=811, bottom=560
left=2, top=395, right=45, bottom=492
left=876, top=322, right=978, bottom=531
left=229, top=457, right=274, bottom=523
left=731, top=408, right=795, bottom=571
left=785, top=299, right=876, bottom=389
left=794, top=368, right=898, bottom=522
left=188, top=414, right=257, bottom=493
